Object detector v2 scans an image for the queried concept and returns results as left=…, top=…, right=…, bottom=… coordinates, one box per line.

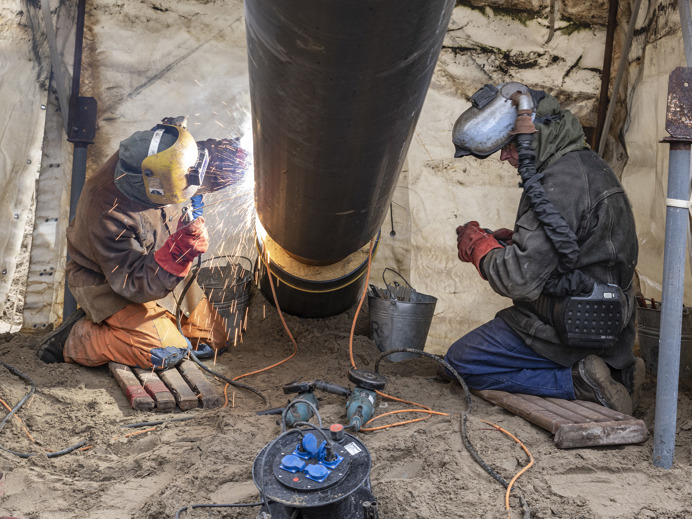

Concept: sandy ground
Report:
left=1, top=285, right=692, bottom=519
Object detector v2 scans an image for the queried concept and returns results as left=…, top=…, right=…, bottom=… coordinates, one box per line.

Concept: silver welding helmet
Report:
left=452, top=82, right=534, bottom=159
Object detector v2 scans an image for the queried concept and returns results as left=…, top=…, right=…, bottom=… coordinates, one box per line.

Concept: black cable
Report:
left=0, top=438, right=90, bottom=459
left=373, top=348, right=472, bottom=411
left=174, top=501, right=263, bottom=519
left=0, top=361, right=89, bottom=459
left=293, top=421, right=331, bottom=446
left=0, top=360, right=35, bottom=432
left=374, top=349, right=530, bottom=518
left=120, top=416, right=199, bottom=429
left=280, top=398, right=323, bottom=432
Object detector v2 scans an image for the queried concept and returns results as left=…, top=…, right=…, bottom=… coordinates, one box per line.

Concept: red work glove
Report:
left=154, top=217, right=209, bottom=277
left=456, top=221, right=503, bottom=277
left=491, top=227, right=514, bottom=246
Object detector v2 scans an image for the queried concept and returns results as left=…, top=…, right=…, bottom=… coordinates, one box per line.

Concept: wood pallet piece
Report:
left=476, top=390, right=649, bottom=449
left=177, top=359, right=224, bottom=409
left=133, top=368, right=176, bottom=412
left=158, top=366, right=199, bottom=411
left=108, top=362, right=155, bottom=411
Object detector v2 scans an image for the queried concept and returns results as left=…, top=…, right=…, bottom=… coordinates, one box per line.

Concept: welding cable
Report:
left=480, top=419, right=534, bottom=519
left=174, top=502, right=263, bottom=519
left=0, top=360, right=90, bottom=459
left=372, top=349, right=531, bottom=518
left=373, top=349, right=472, bottom=410
left=0, top=397, right=35, bottom=442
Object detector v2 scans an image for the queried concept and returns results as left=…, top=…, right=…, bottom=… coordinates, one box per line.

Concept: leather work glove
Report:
left=195, top=138, right=248, bottom=195
left=491, top=227, right=514, bottom=246
left=456, top=221, right=503, bottom=277
left=154, top=217, right=209, bottom=277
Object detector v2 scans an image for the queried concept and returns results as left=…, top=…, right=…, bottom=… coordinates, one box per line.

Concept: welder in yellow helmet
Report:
left=37, top=116, right=247, bottom=369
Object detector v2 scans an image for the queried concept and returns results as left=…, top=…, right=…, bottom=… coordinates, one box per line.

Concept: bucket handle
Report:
left=383, top=268, right=413, bottom=290
left=203, top=254, right=254, bottom=273
left=200, top=254, right=254, bottom=289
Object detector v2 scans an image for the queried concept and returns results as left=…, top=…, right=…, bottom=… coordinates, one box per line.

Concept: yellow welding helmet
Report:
left=140, top=118, right=209, bottom=205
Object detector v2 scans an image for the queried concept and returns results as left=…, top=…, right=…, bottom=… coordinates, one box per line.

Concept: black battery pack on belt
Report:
left=553, top=282, right=627, bottom=348
left=528, top=282, right=628, bottom=348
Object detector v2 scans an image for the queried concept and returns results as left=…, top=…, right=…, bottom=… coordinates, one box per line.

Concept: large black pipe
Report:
left=246, top=0, right=455, bottom=265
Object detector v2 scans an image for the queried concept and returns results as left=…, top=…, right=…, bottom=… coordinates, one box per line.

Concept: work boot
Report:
left=37, top=309, right=86, bottom=363
left=571, top=355, right=633, bottom=415
left=615, top=357, right=646, bottom=412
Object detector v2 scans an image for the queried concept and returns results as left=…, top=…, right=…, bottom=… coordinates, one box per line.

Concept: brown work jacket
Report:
left=65, top=152, right=203, bottom=324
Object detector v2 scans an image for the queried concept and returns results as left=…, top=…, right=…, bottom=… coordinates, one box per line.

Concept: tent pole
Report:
left=653, top=66, right=692, bottom=469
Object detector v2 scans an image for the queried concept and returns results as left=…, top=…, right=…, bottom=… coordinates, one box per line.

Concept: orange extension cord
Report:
left=0, top=244, right=533, bottom=516
left=347, top=239, right=450, bottom=431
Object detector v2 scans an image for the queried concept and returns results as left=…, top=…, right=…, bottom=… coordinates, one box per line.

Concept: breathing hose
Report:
left=513, top=93, right=593, bottom=297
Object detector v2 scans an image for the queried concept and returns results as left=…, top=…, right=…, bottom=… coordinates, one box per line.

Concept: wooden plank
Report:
left=577, top=400, right=631, bottom=421
left=521, top=394, right=598, bottom=424
left=133, top=368, right=176, bottom=412
left=477, top=390, right=648, bottom=449
left=554, top=420, right=650, bottom=449
left=476, top=390, right=570, bottom=433
left=108, top=362, right=155, bottom=411
left=159, top=367, right=198, bottom=411
left=177, top=360, right=224, bottom=409
left=544, top=397, right=615, bottom=422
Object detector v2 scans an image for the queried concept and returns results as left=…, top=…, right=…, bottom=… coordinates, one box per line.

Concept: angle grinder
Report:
left=346, top=368, right=386, bottom=432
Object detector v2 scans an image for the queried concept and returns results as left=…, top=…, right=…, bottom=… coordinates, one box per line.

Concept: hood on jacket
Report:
left=532, top=93, right=588, bottom=172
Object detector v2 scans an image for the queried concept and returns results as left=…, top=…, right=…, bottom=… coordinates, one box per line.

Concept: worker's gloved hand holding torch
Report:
left=154, top=217, right=209, bottom=277
left=456, top=221, right=503, bottom=277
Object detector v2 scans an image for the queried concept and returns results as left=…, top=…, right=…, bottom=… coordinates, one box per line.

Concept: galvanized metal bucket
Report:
left=638, top=302, right=692, bottom=380
left=368, top=269, right=437, bottom=362
left=196, top=256, right=253, bottom=336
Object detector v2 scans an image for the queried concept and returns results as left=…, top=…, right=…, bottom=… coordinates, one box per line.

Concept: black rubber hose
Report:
left=0, top=360, right=90, bottom=459
left=373, top=348, right=472, bottom=411
left=373, top=348, right=530, bottom=518
left=0, top=360, right=35, bottom=432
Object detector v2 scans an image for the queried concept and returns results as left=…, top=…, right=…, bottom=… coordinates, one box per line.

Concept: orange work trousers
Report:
left=63, top=298, right=228, bottom=369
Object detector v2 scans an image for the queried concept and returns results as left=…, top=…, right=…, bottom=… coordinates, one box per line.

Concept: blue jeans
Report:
left=444, top=317, right=575, bottom=399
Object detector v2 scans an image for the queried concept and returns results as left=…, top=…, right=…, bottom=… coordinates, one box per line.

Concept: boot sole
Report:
left=579, top=355, right=633, bottom=416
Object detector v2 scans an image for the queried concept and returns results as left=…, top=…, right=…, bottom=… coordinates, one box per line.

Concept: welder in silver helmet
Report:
left=38, top=116, right=248, bottom=370
left=442, top=82, right=644, bottom=415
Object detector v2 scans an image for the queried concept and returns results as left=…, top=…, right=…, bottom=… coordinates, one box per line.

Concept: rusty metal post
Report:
left=653, top=67, right=692, bottom=469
